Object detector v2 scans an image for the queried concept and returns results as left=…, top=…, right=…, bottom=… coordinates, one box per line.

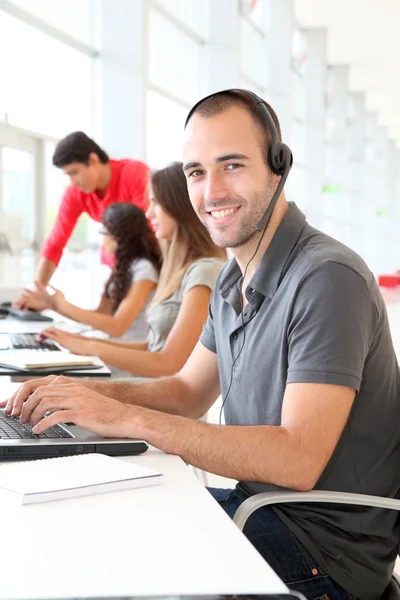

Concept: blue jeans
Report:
left=208, top=487, right=358, bottom=600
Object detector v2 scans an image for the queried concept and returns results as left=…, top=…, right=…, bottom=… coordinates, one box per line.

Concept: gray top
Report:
left=147, top=258, right=225, bottom=353
left=120, top=257, right=159, bottom=342
left=107, top=257, right=159, bottom=380
left=200, top=202, right=400, bottom=600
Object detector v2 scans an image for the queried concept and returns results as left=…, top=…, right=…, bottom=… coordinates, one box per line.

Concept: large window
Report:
left=0, top=11, right=93, bottom=138
left=147, top=1, right=205, bottom=168
left=287, top=29, right=308, bottom=211
left=149, top=8, right=202, bottom=106
left=0, top=4, right=96, bottom=301
left=7, top=0, right=95, bottom=45
left=240, top=18, right=267, bottom=89
left=239, top=0, right=266, bottom=29
left=154, top=0, right=207, bottom=38
left=146, top=92, right=188, bottom=168
left=0, top=126, right=39, bottom=288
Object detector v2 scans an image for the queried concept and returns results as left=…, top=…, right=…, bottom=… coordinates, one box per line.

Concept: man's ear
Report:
left=88, top=152, right=100, bottom=166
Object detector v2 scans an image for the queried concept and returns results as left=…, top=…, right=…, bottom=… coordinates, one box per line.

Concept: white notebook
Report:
left=0, top=350, right=96, bottom=370
left=0, top=453, right=163, bottom=504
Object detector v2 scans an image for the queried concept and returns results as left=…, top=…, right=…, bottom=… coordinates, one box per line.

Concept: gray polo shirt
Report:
left=200, top=202, right=400, bottom=600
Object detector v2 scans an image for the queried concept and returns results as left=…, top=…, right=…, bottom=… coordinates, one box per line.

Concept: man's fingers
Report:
left=20, top=383, right=83, bottom=423
left=6, top=379, right=46, bottom=415
left=32, top=410, right=77, bottom=434
left=29, top=395, right=81, bottom=427
left=9, top=375, right=60, bottom=416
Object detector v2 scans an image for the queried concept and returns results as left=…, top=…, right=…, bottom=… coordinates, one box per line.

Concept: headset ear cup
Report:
left=270, top=143, right=293, bottom=175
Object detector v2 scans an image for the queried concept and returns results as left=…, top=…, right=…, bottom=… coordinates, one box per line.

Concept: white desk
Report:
left=0, top=313, right=86, bottom=335
left=0, top=383, right=287, bottom=600
left=0, top=317, right=111, bottom=380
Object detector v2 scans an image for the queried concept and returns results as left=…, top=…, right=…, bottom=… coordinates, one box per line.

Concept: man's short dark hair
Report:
left=186, top=91, right=282, bottom=167
left=52, top=132, right=109, bottom=168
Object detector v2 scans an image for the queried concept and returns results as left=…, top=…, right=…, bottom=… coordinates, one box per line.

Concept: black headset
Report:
left=185, top=88, right=293, bottom=233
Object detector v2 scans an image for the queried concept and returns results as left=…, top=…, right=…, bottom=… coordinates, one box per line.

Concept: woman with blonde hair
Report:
left=41, top=162, right=226, bottom=377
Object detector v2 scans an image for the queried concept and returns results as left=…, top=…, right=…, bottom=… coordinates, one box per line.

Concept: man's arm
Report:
left=35, top=257, right=57, bottom=286
left=14, top=377, right=355, bottom=492
left=5, top=341, right=355, bottom=492
left=136, top=381, right=355, bottom=491
left=40, top=188, right=83, bottom=270
left=6, top=341, right=221, bottom=419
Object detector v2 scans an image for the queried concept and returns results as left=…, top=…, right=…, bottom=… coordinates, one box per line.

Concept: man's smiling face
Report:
left=183, top=104, right=277, bottom=249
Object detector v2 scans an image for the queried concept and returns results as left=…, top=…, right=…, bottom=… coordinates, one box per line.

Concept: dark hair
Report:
left=103, top=203, right=162, bottom=313
left=52, top=132, right=109, bottom=167
left=150, top=162, right=226, bottom=306
left=186, top=91, right=282, bottom=167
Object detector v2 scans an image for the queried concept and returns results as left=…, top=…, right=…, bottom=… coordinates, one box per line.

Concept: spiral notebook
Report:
left=0, top=453, right=163, bottom=504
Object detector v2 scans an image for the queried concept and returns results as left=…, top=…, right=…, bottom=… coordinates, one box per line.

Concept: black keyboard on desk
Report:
left=0, top=410, right=72, bottom=440
left=8, top=333, right=60, bottom=351
left=6, top=307, right=53, bottom=322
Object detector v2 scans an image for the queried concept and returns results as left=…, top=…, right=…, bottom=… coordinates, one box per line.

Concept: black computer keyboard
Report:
left=0, top=410, right=72, bottom=439
left=6, top=307, right=53, bottom=322
left=9, top=333, right=60, bottom=351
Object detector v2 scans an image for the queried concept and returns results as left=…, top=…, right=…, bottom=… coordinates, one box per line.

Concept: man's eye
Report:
left=226, top=163, right=241, bottom=170
left=189, top=170, right=203, bottom=178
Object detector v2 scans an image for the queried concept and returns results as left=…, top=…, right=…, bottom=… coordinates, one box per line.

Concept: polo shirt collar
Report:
left=219, top=202, right=306, bottom=300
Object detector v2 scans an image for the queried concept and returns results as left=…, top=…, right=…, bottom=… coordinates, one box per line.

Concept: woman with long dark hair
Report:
left=21, top=203, right=161, bottom=339
left=40, top=162, right=226, bottom=377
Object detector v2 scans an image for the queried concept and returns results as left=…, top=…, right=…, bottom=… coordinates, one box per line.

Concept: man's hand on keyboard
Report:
left=1, top=375, right=95, bottom=416
left=18, top=384, right=142, bottom=439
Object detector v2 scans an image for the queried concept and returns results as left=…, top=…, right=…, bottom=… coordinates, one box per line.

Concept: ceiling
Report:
left=294, top=0, right=400, bottom=149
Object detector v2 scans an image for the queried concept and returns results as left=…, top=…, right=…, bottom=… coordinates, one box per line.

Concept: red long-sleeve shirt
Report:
left=41, top=159, right=150, bottom=265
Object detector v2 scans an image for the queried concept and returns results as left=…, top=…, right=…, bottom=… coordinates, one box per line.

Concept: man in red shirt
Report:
left=16, top=131, right=149, bottom=306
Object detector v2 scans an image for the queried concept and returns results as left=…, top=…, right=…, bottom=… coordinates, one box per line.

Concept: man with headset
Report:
left=5, top=90, right=400, bottom=600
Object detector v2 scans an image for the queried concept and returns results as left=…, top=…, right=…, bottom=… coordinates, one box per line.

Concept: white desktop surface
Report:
left=0, top=316, right=50, bottom=334
left=0, top=383, right=288, bottom=600
left=0, top=313, right=83, bottom=334
left=0, top=317, right=111, bottom=379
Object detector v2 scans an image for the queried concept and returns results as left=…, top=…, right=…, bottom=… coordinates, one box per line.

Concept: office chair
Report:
left=233, top=490, right=400, bottom=600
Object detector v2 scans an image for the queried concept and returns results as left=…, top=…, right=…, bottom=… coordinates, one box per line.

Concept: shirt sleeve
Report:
left=287, top=260, right=378, bottom=392
left=181, top=259, right=224, bottom=297
left=121, top=160, right=150, bottom=213
left=199, top=289, right=217, bottom=353
left=41, top=187, right=84, bottom=265
left=131, top=259, right=159, bottom=284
